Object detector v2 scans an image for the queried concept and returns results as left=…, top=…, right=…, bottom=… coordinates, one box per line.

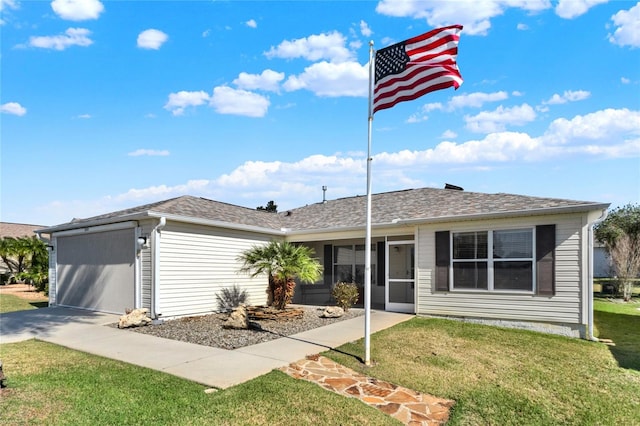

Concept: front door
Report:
left=386, top=240, right=415, bottom=313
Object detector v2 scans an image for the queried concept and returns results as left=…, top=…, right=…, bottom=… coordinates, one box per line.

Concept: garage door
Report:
left=56, top=228, right=135, bottom=314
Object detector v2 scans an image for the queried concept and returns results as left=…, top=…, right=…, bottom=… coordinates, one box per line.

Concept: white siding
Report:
left=139, top=221, right=155, bottom=311
left=416, top=213, right=587, bottom=326
left=48, top=237, right=57, bottom=306
left=158, top=222, right=276, bottom=318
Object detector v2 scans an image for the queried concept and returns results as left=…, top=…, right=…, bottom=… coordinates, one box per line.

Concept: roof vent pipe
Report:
left=444, top=183, right=464, bottom=191
left=322, top=185, right=327, bottom=203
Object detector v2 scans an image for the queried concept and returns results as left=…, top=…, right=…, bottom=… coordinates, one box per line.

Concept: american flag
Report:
left=373, top=25, right=463, bottom=114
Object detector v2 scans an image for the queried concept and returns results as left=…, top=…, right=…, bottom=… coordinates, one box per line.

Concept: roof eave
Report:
left=36, top=211, right=152, bottom=234
left=146, top=212, right=285, bottom=236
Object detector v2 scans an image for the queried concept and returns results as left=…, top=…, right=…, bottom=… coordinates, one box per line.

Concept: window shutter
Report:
left=435, top=231, right=450, bottom=291
left=536, top=225, right=556, bottom=296
left=323, top=244, right=333, bottom=286
left=377, top=241, right=385, bottom=287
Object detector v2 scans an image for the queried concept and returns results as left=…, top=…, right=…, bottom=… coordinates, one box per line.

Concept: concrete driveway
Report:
left=0, top=306, right=413, bottom=389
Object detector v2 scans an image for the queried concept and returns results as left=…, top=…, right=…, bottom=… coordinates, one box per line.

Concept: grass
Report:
left=0, top=293, right=48, bottom=314
left=0, top=340, right=393, bottom=425
left=328, top=316, right=640, bottom=425
left=2, top=298, right=639, bottom=425
left=594, top=297, right=640, bottom=370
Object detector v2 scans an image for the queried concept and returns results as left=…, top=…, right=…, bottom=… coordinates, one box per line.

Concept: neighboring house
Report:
left=593, top=241, right=613, bottom=278
left=0, top=222, right=47, bottom=275
left=37, top=187, right=609, bottom=339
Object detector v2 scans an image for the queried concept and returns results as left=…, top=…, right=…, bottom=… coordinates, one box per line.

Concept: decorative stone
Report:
left=117, top=308, right=152, bottom=329
left=223, top=305, right=248, bottom=329
left=320, top=306, right=344, bottom=318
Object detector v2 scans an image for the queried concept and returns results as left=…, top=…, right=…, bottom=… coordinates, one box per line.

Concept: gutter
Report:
left=152, top=217, right=166, bottom=320
left=587, top=208, right=608, bottom=341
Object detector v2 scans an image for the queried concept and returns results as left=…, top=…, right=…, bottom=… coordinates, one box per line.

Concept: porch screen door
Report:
left=386, top=240, right=415, bottom=313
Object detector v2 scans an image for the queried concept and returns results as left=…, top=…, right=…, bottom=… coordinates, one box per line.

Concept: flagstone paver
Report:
left=280, top=354, right=454, bottom=425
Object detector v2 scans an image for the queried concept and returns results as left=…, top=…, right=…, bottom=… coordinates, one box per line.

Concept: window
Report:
left=451, top=228, right=534, bottom=292
left=333, top=244, right=376, bottom=286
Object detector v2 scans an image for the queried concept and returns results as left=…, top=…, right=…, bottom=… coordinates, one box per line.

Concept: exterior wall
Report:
left=48, top=237, right=57, bottom=306
left=416, top=213, right=587, bottom=330
left=157, top=221, right=277, bottom=319
left=138, top=220, right=155, bottom=311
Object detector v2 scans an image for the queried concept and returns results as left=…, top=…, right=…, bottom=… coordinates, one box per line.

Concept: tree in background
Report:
left=238, top=241, right=321, bottom=310
left=0, top=236, right=48, bottom=291
left=256, top=201, right=278, bottom=213
left=595, top=204, right=640, bottom=301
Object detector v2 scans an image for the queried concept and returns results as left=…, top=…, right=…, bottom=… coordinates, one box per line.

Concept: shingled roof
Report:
left=0, top=222, right=46, bottom=239
left=40, top=188, right=608, bottom=234
left=277, top=187, right=608, bottom=232
left=49, top=195, right=283, bottom=231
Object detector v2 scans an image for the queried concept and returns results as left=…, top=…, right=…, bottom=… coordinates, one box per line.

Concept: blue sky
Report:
left=1, top=0, right=639, bottom=226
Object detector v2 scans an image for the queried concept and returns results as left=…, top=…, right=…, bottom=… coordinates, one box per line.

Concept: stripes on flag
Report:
left=373, top=25, right=463, bottom=114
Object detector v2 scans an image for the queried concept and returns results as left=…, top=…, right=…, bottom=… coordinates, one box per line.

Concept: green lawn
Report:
left=593, top=298, right=640, bottom=370
left=0, top=293, right=48, bottom=314
left=0, top=340, right=393, bottom=425
left=1, top=301, right=639, bottom=425
left=328, top=311, right=640, bottom=425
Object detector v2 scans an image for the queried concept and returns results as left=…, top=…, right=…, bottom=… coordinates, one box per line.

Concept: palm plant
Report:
left=238, top=241, right=322, bottom=310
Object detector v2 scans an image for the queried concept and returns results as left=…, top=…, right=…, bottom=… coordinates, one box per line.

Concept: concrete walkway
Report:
left=0, top=307, right=413, bottom=389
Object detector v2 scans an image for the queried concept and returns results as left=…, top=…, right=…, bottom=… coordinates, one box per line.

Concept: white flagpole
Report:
left=364, top=40, right=374, bottom=366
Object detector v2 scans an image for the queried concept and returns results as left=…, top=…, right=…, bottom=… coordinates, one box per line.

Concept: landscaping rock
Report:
left=118, top=308, right=152, bottom=329
left=320, top=306, right=344, bottom=318
left=223, top=305, right=249, bottom=329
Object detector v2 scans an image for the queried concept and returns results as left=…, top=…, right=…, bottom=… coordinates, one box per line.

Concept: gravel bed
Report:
left=126, top=306, right=364, bottom=350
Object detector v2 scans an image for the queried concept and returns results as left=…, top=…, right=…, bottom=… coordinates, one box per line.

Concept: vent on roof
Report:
left=444, top=183, right=464, bottom=191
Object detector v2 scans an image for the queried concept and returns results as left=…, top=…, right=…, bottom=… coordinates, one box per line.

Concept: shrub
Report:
left=332, top=282, right=359, bottom=312
left=215, top=285, right=248, bottom=313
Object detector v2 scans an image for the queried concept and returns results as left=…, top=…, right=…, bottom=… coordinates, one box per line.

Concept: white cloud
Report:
left=128, top=149, right=170, bottom=157
left=0, top=0, right=19, bottom=25
left=543, top=90, right=591, bottom=105
left=283, top=61, right=368, bottom=97
left=28, top=27, right=92, bottom=50
left=51, top=0, right=104, bottom=21
left=517, top=23, right=529, bottom=30
left=375, top=0, right=551, bottom=36
left=621, top=77, right=631, bottom=84
left=75, top=113, right=91, bottom=119
left=1, top=101, right=26, bottom=116
left=245, top=19, right=257, bottom=28
left=233, top=69, right=285, bottom=92
left=202, top=29, right=211, bottom=38
left=441, top=130, right=458, bottom=139
left=608, top=3, right=640, bottom=48
left=465, top=103, right=537, bottom=133
left=164, top=90, right=210, bottom=116
left=360, top=20, right=372, bottom=37
left=265, top=31, right=354, bottom=62
left=209, top=86, right=270, bottom=117
left=137, top=29, right=168, bottom=50
left=555, top=0, right=608, bottom=19
left=448, top=91, right=509, bottom=109
left=543, top=108, right=640, bottom=145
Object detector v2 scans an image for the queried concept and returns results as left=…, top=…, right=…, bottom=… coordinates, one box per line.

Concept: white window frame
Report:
left=450, top=227, right=536, bottom=293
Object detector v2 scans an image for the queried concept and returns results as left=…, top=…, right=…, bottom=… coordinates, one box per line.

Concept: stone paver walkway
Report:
left=280, top=354, right=454, bottom=425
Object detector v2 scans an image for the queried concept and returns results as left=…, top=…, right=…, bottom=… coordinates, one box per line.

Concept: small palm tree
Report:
left=238, top=241, right=322, bottom=310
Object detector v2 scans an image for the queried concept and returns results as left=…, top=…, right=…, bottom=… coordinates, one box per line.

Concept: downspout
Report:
left=152, top=217, right=166, bottom=320
left=587, top=209, right=608, bottom=341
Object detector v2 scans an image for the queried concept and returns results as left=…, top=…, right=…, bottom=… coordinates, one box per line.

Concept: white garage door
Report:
left=56, top=228, right=135, bottom=314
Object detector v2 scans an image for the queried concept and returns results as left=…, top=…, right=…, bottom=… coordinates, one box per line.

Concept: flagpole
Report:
left=364, top=40, right=374, bottom=366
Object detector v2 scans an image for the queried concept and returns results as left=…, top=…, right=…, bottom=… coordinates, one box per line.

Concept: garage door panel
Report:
left=56, top=228, right=135, bottom=313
